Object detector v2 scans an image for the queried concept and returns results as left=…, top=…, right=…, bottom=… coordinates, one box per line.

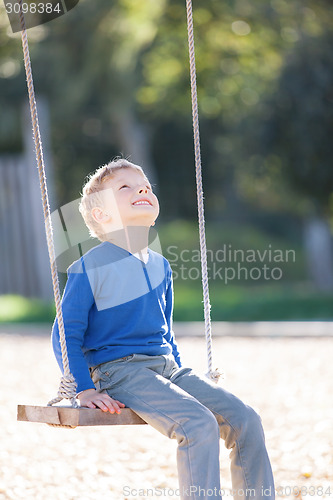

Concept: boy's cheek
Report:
left=154, top=198, right=160, bottom=214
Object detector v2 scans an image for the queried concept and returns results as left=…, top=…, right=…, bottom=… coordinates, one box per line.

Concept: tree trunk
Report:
left=112, top=109, right=157, bottom=189
left=22, top=98, right=54, bottom=300
left=304, top=216, right=333, bottom=291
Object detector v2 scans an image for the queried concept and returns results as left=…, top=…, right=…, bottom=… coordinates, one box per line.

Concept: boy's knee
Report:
left=221, top=404, right=264, bottom=447
left=183, top=406, right=219, bottom=444
left=246, top=405, right=263, bottom=428
left=239, top=405, right=265, bottom=443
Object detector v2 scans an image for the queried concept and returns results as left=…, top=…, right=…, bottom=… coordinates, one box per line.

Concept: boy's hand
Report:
left=78, top=389, right=125, bottom=414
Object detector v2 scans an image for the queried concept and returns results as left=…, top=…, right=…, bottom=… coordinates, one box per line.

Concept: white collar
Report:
left=132, top=251, right=149, bottom=264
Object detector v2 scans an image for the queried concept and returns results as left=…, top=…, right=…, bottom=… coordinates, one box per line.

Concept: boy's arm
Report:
left=51, top=267, right=95, bottom=393
left=52, top=260, right=115, bottom=393
left=52, top=266, right=125, bottom=413
left=164, top=265, right=182, bottom=367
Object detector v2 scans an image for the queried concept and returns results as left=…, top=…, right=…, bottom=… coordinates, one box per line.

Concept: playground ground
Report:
left=0, top=323, right=332, bottom=500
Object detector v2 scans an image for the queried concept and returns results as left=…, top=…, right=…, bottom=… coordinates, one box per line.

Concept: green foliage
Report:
left=0, top=295, right=55, bottom=323
left=1, top=288, right=332, bottom=324
left=157, top=219, right=329, bottom=320
left=158, top=219, right=305, bottom=285
left=173, top=283, right=333, bottom=321
left=248, top=31, right=333, bottom=212
left=1, top=0, right=332, bottom=216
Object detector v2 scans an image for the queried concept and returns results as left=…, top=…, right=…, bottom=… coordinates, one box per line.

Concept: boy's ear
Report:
left=91, top=207, right=111, bottom=224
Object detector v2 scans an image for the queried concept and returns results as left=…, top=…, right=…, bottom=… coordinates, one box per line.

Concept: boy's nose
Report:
left=137, top=185, right=148, bottom=194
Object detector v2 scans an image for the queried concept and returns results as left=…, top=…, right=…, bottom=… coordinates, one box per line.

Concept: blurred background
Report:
left=0, top=0, right=332, bottom=323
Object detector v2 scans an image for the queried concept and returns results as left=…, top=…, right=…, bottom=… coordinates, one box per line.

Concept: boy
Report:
left=52, top=159, right=275, bottom=500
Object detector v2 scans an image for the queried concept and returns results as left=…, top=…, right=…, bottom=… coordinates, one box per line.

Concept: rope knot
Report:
left=47, top=374, right=78, bottom=408
left=206, top=368, right=224, bottom=384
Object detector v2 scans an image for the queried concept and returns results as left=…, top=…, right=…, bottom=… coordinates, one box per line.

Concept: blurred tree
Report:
left=0, top=0, right=332, bottom=227
left=135, top=0, right=333, bottom=223
left=263, top=33, right=333, bottom=210
left=243, top=31, right=333, bottom=289
left=0, top=5, right=26, bottom=152
left=0, top=0, right=165, bottom=204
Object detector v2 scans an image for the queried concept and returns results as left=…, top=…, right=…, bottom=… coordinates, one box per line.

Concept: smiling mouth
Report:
left=132, top=200, right=152, bottom=206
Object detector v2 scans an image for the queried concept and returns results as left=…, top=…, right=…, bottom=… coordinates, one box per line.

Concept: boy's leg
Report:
left=91, top=354, right=222, bottom=500
left=169, top=364, right=275, bottom=500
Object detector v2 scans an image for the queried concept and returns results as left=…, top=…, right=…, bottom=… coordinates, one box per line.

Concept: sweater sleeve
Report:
left=163, top=263, right=182, bottom=367
left=51, top=261, right=96, bottom=393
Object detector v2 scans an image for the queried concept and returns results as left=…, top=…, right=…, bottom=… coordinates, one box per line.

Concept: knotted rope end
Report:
left=47, top=374, right=79, bottom=408
left=206, top=368, right=224, bottom=384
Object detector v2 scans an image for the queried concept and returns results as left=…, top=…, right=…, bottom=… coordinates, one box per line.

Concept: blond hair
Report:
left=79, top=158, right=148, bottom=241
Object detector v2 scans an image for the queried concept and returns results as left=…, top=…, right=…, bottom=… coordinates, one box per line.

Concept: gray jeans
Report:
left=91, top=353, right=275, bottom=500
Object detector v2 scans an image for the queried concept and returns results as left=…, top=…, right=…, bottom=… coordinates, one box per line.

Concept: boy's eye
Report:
left=119, top=185, right=129, bottom=189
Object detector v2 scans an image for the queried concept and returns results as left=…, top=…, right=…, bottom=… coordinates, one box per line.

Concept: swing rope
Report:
left=18, top=1, right=78, bottom=408
left=19, top=0, right=219, bottom=411
left=185, top=0, right=220, bottom=382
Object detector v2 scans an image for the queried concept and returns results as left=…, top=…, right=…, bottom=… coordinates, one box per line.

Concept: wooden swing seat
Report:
left=17, top=404, right=146, bottom=427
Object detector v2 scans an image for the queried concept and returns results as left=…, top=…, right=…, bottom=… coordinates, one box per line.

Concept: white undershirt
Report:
left=133, top=251, right=149, bottom=264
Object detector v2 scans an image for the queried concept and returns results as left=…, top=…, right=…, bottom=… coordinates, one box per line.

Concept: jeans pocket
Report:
left=92, top=356, right=135, bottom=391
left=90, top=365, right=108, bottom=386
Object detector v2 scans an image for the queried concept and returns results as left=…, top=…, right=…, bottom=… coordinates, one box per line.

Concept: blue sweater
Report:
left=52, top=241, right=182, bottom=393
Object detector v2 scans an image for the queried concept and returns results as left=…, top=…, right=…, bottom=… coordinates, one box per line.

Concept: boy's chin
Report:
left=126, top=219, right=156, bottom=228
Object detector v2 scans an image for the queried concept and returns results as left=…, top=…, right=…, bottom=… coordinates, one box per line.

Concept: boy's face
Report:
left=98, top=168, right=159, bottom=229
